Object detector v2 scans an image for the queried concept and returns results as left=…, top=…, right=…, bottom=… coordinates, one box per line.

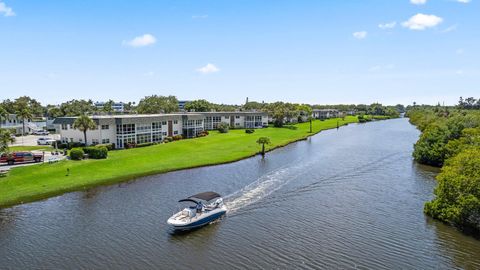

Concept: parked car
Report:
left=37, top=137, right=55, bottom=145
left=32, top=130, right=49, bottom=136
left=0, top=152, right=43, bottom=165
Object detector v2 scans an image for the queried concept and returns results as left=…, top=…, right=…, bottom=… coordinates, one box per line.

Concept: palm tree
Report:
left=103, top=100, right=114, bottom=114
left=73, top=115, right=97, bottom=146
left=17, top=109, right=32, bottom=137
left=0, top=129, right=14, bottom=153
left=0, top=106, right=8, bottom=129
left=256, top=137, right=271, bottom=157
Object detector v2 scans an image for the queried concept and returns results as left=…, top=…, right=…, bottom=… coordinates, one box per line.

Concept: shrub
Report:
left=172, top=135, right=183, bottom=141
left=197, top=131, right=209, bottom=137
left=82, top=146, right=108, bottom=159
left=218, top=122, right=229, bottom=133
left=245, top=129, right=255, bottom=134
left=125, top=143, right=136, bottom=149
left=424, top=148, right=480, bottom=233
left=136, top=142, right=155, bottom=148
left=60, top=142, right=86, bottom=149
left=70, top=148, right=84, bottom=160
left=163, top=136, right=173, bottom=143
left=96, top=143, right=115, bottom=151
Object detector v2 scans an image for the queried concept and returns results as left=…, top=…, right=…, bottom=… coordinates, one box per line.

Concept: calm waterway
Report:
left=1, top=118, right=480, bottom=269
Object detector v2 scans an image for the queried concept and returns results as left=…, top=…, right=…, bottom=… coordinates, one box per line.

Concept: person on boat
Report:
left=196, top=202, right=204, bottom=213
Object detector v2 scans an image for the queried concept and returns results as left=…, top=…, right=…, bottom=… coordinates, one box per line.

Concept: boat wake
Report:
left=224, top=159, right=310, bottom=214
left=223, top=151, right=407, bottom=215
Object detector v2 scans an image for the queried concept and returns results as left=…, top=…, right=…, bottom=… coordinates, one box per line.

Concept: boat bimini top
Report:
left=178, top=191, right=222, bottom=204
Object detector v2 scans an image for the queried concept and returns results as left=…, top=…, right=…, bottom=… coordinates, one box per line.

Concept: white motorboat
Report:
left=167, top=191, right=227, bottom=230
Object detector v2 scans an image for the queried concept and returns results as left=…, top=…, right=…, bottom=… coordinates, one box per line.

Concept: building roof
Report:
left=312, top=109, right=339, bottom=112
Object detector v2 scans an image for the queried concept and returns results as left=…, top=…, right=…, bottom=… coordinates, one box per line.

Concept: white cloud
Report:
left=122, top=34, right=156, bottom=48
left=456, top=0, right=471, bottom=3
left=196, top=63, right=219, bottom=74
left=441, top=24, right=457, bottom=33
left=0, top=2, right=15, bottom=17
left=46, top=73, right=58, bottom=79
left=379, top=22, right=397, bottom=30
left=402, top=14, right=443, bottom=30
left=410, top=0, right=427, bottom=4
left=369, top=64, right=395, bottom=72
left=143, top=71, right=155, bottom=77
left=192, top=15, right=208, bottom=19
left=353, top=31, right=367, bottom=39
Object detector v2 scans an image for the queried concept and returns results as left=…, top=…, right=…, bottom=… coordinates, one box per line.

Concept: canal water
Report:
left=1, top=118, right=480, bottom=269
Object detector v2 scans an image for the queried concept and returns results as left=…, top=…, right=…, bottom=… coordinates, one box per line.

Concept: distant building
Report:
left=312, top=109, right=339, bottom=119
left=0, top=114, right=36, bottom=135
left=53, top=111, right=268, bottom=148
left=178, top=100, right=190, bottom=111
left=95, top=101, right=125, bottom=113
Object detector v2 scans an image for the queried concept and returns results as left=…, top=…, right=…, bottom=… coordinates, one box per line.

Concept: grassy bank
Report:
left=0, top=117, right=358, bottom=208
left=9, top=145, right=53, bottom=152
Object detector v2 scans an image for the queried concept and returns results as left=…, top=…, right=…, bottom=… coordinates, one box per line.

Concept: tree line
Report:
left=407, top=99, right=480, bottom=234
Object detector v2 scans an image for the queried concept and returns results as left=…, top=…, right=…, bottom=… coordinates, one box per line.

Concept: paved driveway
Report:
left=9, top=134, right=61, bottom=147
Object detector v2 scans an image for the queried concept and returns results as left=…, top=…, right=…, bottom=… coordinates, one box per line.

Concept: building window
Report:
left=101, top=125, right=109, bottom=130
left=102, top=139, right=110, bottom=144
left=136, top=124, right=151, bottom=133
left=70, top=138, right=73, bottom=143
left=173, top=130, right=178, bottom=135
left=163, top=132, right=167, bottom=136
left=236, top=116, right=240, bottom=119
left=136, top=133, right=151, bottom=144
left=92, top=139, right=99, bottom=145
left=152, top=122, right=161, bottom=131
left=152, top=133, right=162, bottom=142
left=173, top=120, right=178, bottom=124
left=235, top=123, right=240, bottom=126
left=62, top=124, right=68, bottom=130
left=162, top=121, right=167, bottom=125
left=116, top=124, right=135, bottom=134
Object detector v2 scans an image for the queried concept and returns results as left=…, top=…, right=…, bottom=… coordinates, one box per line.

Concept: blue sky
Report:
left=0, top=0, right=478, bottom=105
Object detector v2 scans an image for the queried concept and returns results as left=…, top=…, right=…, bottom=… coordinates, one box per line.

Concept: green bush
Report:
left=424, top=147, right=480, bottom=233
left=136, top=142, right=155, bottom=148
left=82, top=146, right=108, bottom=159
left=163, top=136, right=173, bottom=143
left=245, top=129, right=255, bottom=134
left=218, top=122, right=229, bottom=133
left=96, top=143, right=115, bottom=151
left=172, top=135, right=183, bottom=141
left=70, top=148, right=84, bottom=160
left=197, top=131, right=209, bottom=137
left=413, top=123, right=450, bottom=167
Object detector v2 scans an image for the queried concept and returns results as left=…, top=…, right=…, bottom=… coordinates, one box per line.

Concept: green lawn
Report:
left=9, top=145, right=53, bottom=152
left=0, top=117, right=358, bottom=208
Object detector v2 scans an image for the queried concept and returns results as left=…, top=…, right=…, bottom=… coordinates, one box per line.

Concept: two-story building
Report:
left=94, top=101, right=126, bottom=113
left=312, top=109, right=339, bottom=120
left=53, top=111, right=268, bottom=148
left=0, top=114, right=36, bottom=135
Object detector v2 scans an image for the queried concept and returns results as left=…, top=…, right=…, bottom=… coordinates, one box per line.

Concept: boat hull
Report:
left=168, top=208, right=227, bottom=231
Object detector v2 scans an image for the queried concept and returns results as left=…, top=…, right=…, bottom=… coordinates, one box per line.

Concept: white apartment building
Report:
left=312, top=109, right=339, bottom=120
left=53, top=111, right=268, bottom=149
left=94, top=101, right=126, bottom=113
left=0, top=114, right=36, bottom=134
